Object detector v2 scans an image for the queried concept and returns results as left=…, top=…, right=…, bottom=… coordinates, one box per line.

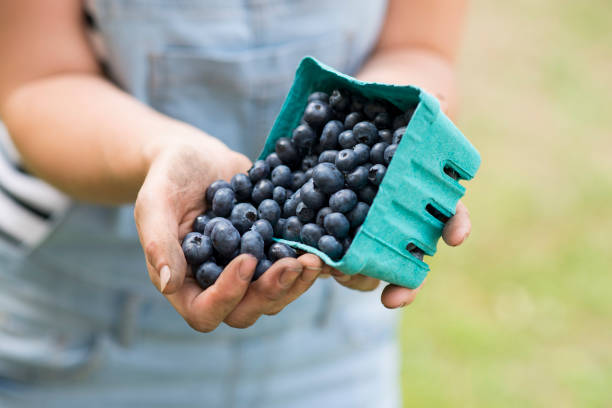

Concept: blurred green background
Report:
left=399, top=0, right=612, bottom=406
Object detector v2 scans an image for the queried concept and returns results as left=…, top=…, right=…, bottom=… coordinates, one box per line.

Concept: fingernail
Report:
left=301, top=266, right=322, bottom=282
left=160, top=266, right=171, bottom=293
left=334, top=273, right=351, bottom=282
left=239, top=257, right=254, bottom=281
left=279, top=267, right=302, bottom=288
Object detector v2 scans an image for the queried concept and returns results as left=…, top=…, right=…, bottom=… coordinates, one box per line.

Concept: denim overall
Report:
left=0, top=1, right=402, bottom=406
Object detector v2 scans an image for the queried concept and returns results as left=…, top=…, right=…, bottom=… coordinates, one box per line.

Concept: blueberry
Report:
left=283, top=216, right=303, bottom=242
left=271, top=165, right=293, bottom=188
left=392, top=114, right=408, bottom=130
left=341, top=237, right=352, bottom=252
left=195, top=262, right=223, bottom=290
left=374, top=112, right=392, bottom=129
left=230, top=203, right=258, bottom=234
left=292, top=124, right=317, bottom=151
left=216, top=248, right=240, bottom=267
left=274, top=218, right=287, bottom=237
left=250, top=219, right=274, bottom=246
left=363, top=100, right=387, bottom=119
left=318, top=150, right=338, bottom=164
left=350, top=94, right=367, bottom=112
left=369, top=142, right=389, bottom=164
left=384, top=144, right=398, bottom=165
left=318, top=235, right=343, bottom=261
left=312, top=163, right=344, bottom=194
left=335, top=149, right=358, bottom=173
left=329, top=89, right=351, bottom=112
left=275, top=137, right=299, bottom=166
left=353, top=121, right=378, bottom=146
left=329, top=189, right=358, bottom=213
left=301, top=155, right=318, bottom=171
left=248, top=160, right=270, bottom=183
left=323, top=212, right=350, bottom=239
left=211, top=221, right=241, bottom=257
left=316, top=207, right=333, bottom=228
left=203, top=217, right=232, bottom=237
left=296, top=202, right=316, bottom=223
left=258, top=199, right=281, bottom=226
left=338, top=130, right=357, bottom=149
left=303, top=101, right=332, bottom=130
left=283, top=190, right=301, bottom=217
left=181, top=232, right=213, bottom=265
left=212, top=187, right=235, bottom=217
left=320, top=120, right=344, bottom=150
left=344, top=112, right=364, bottom=129
left=265, top=152, right=283, bottom=169
left=301, top=179, right=327, bottom=210
left=272, top=186, right=287, bottom=206
left=346, top=202, right=370, bottom=228
left=192, top=214, right=211, bottom=234
left=300, top=223, right=324, bottom=247
left=368, top=164, right=387, bottom=186
left=240, top=230, right=265, bottom=260
left=392, top=126, right=406, bottom=145
left=251, top=179, right=274, bottom=205
left=353, top=143, right=370, bottom=165
left=291, top=171, right=308, bottom=191
left=378, top=129, right=393, bottom=144
left=345, top=165, right=369, bottom=189
left=305, top=168, right=314, bottom=180
left=358, top=185, right=377, bottom=205
left=231, top=173, right=253, bottom=202
left=268, top=242, right=297, bottom=262
left=253, top=258, right=272, bottom=281
left=205, top=180, right=232, bottom=205
left=307, top=91, right=329, bottom=103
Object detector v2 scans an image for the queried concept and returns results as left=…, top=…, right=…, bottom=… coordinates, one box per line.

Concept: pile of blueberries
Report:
left=182, top=88, right=415, bottom=289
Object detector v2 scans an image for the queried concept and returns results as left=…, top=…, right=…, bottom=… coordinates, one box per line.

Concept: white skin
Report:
left=0, top=0, right=470, bottom=331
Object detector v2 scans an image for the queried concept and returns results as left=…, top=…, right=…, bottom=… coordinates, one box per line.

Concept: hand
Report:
left=134, top=130, right=322, bottom=332
left=326, top=201, right=471, bottom=308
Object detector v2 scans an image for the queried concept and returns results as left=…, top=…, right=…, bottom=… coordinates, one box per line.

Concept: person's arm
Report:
left=0, top=1, right=322, bottom=332
left=328, top=0, right=472, bottom=307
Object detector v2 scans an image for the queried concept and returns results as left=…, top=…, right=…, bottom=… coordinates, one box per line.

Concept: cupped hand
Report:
left=134, top=132, right=322, bottom=332
left=326, top=201, right=471, bottom=308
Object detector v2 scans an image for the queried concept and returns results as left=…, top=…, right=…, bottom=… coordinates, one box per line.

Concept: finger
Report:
left=442, top=201, right=471, bottom=246
left=168, top=254, right=257, bottom=332
left=333, top=273, right=380, bottom=291
left=381, top=282, right=424, bottom=309
left=223, top=257, right=304, bottom=328
left=135, top=178, right=186, bottom=295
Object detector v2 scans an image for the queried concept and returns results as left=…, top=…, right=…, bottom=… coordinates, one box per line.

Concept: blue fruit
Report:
left=230, top=203, right=258, bottom=234
left=283, top=216, right=303, bottom=242
left=292, top=124, right=317, bottom=151
left=231, top=173, right=253, bottom=202
left=318, top=235, right=343, bottom=261
left=203, top=217, right=232, bottom=237
left=304, top=168, right=314, bottom=180
left=248, top=160, right=270, bottom=183
left=212, top=187, right=235, bottom=217
left=350, top=94, right=366, bottom=112
left=392, top=126, right=406, bottom=145
left=268, top=242, right=297, bottom=261
left=258, top=199, right=281, bottom=226
left=265, top=152, right=282, bottom=169
left=384, top=144, right=398, bottom=165
left=338, top=130, right=357, bottom=149
left=353, top=121, right=378, bottom=146
left=283, top=190, right=301, bottom=217
left=368, top=164, right=387, bottom=186
left=358, top=185, right=377, bottom=205
left=345, top=165, right=369, bottom=189
left=369, top=142, right=389, bottom=164
left=319, top=120, right=344, bottom=150
left=300, top=179, right=326, bottom=210
left=335, top=149, right=358, bottom=173
left=274, top=218, right=287, bottom=237
left=296, top=202, right=316, bottom=223
left=329, top=89, right=351, bottom=112
left=275, top=137, right=299, bottom=166
left=378, top=129, right=393, bottom=144
left=272, top=186, right=287, bottom=206
left=318, top=150, right=338, bottom=164
left=341, top=237, right=352, bottom=252
left=346, top=202, right=370, bottom=228
left=251, top=179, right=274, bottom=205
left=291, top=171, right=308, bottom=191
left=271, top=165, right=293, bottom=188
left=344, top=112, right=364, bottom=129
left=363, top=100, right=387, bottom=119
left=195, top=262, right=223, bottom=290
left=192, top=214, right=211, bottom=234
left=316, top=207, right=333, bottom=228
left=253, top=258, right=272, bottom=281
left=303, top=101, right=332, bottom=130
left=312, top=163, right=344, bottom=194
left=205, top=180, right=232, bottom=204
left=307, top=91, right=329, bottom=103
left=323, top=212, right=350, bottom=239
left=301, top=155, right=318, bottom=171
left=353, top=143, right=370, bottom=165
left=181, top=232, right=213, bottom=265
left=374, top=112, right=392, bottom=129
left=211, top=221, right=241, bottom=257
left=300, top=223, right=324, bottom=247
left=250, top=219, right=273, bottom=246
left=329, top=189, right=358, bottom=213
left=240, top=230, right=265, bottom=260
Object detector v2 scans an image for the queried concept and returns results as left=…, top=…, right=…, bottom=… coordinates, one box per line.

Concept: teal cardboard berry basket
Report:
left=258, top=57, right=481, bottom=289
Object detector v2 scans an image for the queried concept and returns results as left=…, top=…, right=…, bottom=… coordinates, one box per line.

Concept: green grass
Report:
left=399, top=1, right=612, bottom=406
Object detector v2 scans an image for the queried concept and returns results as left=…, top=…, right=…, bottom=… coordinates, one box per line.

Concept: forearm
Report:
left=0, top=73, right=205, bottom=204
